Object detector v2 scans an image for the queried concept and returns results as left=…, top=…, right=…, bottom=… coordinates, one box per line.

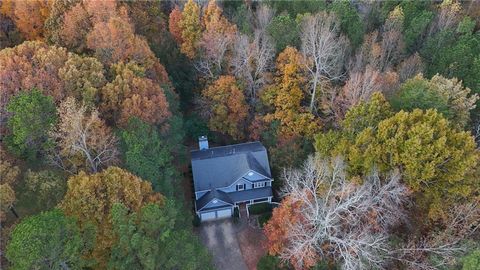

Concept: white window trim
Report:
left=253, top=182, right=266, bottom=188
left=236, top=184, right=245, bottom=191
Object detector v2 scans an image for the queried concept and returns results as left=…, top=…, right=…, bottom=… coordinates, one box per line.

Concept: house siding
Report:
left=218, top=178, right=252, bottom=193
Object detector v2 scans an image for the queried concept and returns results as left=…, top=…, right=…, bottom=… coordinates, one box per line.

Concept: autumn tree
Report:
left=350, top=7, right=405, bottom=73
left=201, top=75, right=248, bottom=140
left=195, top=0, right=237, bottom=79
left=169, top=6, right=183, bottom=44
left=0, top=41, right=108, bottom=115
left=320, top=65, right=398, bottom=125
left=109, top=202, right=213, bottom=270
left=58, top=54, right=106, bottom=106
left=300, top=12, right=349, bottom=111
left=261, top=47, right=319, bottom=141
left=316, top=93, right=479, bottom=219
left=341, top=91, right=394, bottom=136
left=23, top=169, right=67, bottom=211
left=120, top=118, right=177, bottom=196
left=265, top=155, right=410, bottom=269
left=264, top=196, right=302, bottom=256
left=0, top=0, right=51, bottom=40
left=59, top=1, right=91, bottom=52
left=390, top=74, right=479, bottom=127
left=350, top=109, right=478, bottom=218
left=100, top=62, right=171, bottom=127
left=43, top=0, right=81, bottom=45
left=0, top=41, right=69, bottom=111
left=60, top=166, right=163, bottom=269
left=49, top=97, right=119, bottom=174
left=6, top=209, right=94, bottom=270
left=5, top=89, right=57, bottom=159
left=179, top=0, right=202, bottom=59
left=86, top=10, right=154, bottom=67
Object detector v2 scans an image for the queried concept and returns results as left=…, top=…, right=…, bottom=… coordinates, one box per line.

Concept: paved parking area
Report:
left=197, top=219, right=248, bottom=270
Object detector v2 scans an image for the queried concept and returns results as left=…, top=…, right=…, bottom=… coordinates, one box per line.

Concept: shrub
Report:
left=257, top=254, right=284, bottom=270
left=192, top=215, right=201, bottom=227
left=248, top=202, right=272, bottom=215
left=258, top=212, right=272, bottom=228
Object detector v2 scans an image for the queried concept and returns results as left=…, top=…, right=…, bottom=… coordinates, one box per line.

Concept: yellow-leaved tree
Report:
left=261, top=47, right=319, bottom=141
left=179, top=0, right=202, bottom=58
left=201, top=75, right=248, bottom=140
left=60, top=166, right=163, bottom=269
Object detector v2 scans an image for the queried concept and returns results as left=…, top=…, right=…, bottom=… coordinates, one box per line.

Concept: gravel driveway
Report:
left=197, top=219, right=248, bottom=270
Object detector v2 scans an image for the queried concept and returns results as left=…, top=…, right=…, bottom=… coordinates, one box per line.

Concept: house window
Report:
left=236, top=184, right=245, bottom=191
left=254, top=182, right=265, bottom=188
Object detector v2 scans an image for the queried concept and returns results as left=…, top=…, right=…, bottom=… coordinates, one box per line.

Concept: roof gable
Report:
left=196, top=189, right=233, bottom=210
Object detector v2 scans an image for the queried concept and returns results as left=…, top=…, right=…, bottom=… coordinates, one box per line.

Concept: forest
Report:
left=0, top=0, right=479, bottom=269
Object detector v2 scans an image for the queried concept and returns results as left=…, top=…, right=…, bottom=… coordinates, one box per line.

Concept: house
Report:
left=191, top=136, right=273, bottom=221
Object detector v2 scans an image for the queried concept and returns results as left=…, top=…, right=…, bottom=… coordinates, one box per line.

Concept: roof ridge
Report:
left=190, top=141, right=263, bottom=152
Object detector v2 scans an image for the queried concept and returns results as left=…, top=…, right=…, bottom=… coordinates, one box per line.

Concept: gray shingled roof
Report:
left=191, top=141, right=272, bottom=192
left=226, top=187, right=272, bottom=202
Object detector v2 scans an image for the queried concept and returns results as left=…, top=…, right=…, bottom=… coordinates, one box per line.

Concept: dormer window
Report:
left=254, top=182, right=265, bottom=188
left=236, top=184, right=245, bottom=191
left=213, top=199, right=218, bottom=204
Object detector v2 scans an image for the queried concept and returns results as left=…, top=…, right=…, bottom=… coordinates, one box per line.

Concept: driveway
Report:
left=197, top=219, right=248, bottom=270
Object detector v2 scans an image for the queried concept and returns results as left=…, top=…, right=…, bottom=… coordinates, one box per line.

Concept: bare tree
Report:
left=275, top=155, right=410, bottom=270
left=379, top=7, right=405, bottom=72
left=254, top=4, right=274, bottom=34
left=398, top=52, right=424, bottom=82
left=342, top=66, right=382, bottom=107
left=195, top=30, right=234, bottom=79
left=231, top=31, right=274, bottom=101
left=49, top=97, right=119, bottom=174
left=300, top=12, right=349, bottom=112
left=429, top=0, right=462, bottom=38
left=393, top=201, right=480, bottom=270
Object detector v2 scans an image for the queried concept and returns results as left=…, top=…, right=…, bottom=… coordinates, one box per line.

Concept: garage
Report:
left=199, top=208, right=232, bottom=221
left=216, top=208, right=232, bottom=219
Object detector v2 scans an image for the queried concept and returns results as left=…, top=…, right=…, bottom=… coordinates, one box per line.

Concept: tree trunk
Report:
left=10, top=205, right=19, bottom=218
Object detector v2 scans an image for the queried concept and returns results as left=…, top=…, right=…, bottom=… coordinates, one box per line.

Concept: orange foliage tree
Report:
left=0, top=41, right=107, bottom=120
left=201, top=75, right=248, bottom=140
left=0, top=41, right=68, bottom=109
left=0, top=0, right=51, bottom=40
left=100, top=62, right=171, bottom=127
left=86, top=10, right=154, bottom=67
left=195, top=0, right=237, bottom=79
left=59, top=2, right=91, bottom=53
left=264, top=196, right=302, bottom=256
left=169, top=5, right=183, bottom=44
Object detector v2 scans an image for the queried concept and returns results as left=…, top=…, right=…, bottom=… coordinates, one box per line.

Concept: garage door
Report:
left=200, top=211, right=216, bottom=221
left=216, top=208, right=232, bottom=219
